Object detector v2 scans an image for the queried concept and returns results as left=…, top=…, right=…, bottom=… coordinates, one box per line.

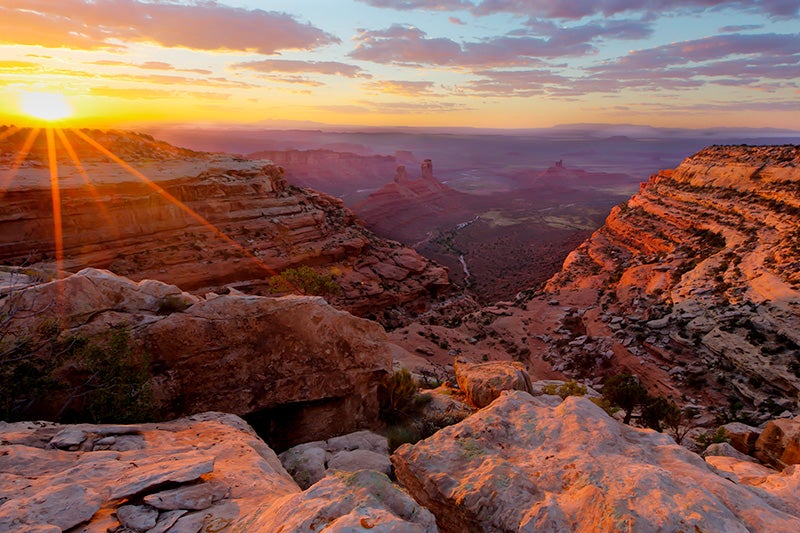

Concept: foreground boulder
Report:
left=755, top=417, right=800, bottom=469
left=2, top=268, right=393, bottom=447
left=454, top=358, right=533, bottom=408
left=392, top=392, right=800, bottom=532
left=0, top=413, right=298, bottom=532
left=1, top=414, right=437, bottom=532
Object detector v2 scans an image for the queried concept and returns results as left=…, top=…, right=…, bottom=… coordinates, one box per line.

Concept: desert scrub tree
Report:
left=1, top=317, right=154, bottom=424
left=269, top=265, right=342, bottom=297
left=602, top=373, right=648, bottom=424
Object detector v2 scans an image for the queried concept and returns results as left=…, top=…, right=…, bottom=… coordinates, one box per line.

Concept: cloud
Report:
left=719, top=24, right=763, bottom=32
left=89, top=86, right=230, bottom=100
left=230, top=59, right=368, bottom=78
left=363, top=80, right=437, bottom=95
left=449, top=16, right=467, bottom=25
left=0, top=1, right=338, bottom=52
left=0, top=60, right=40, bottom=70
left=358, top=0, right=800, bottom=19
left=90, top=59, right=212, bottom=75
left=349, top=23, right=626, bottom=67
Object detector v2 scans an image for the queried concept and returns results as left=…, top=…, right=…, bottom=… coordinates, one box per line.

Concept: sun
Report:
left=19, top=91, right=73, bottom=121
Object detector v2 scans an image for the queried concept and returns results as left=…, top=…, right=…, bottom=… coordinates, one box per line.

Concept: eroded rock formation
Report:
left=0, top=414, right=435, bottom=532
left=394, top=145, right=800, bottom=424
left=0, top=128, right=450, bottom=326
left=2, top=268, right=394, bottom=447
left=392, top=392, right=800, bottom=532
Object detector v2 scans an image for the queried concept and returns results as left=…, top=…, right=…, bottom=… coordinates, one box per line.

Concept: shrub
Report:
left=269, top=265, right=341, bottom=297
left=1, top=323, right=153, bottom=424
left=602, top=373, right=648, bottom=424
left=542, top=380, right=588, bottom=399
left=387, top=424, right=421, bottom=453
left=378, top=369, right=431, bottom=425
left=157, top=294, right=190, bottom=314
left=695, top=427, right=730, bottom=450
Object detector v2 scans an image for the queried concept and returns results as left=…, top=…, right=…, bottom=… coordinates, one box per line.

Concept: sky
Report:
left=0, top=0, right=799, bottom=130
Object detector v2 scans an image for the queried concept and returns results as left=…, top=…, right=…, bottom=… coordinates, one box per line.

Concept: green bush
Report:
left=602, top=373, right=648, bottom=424
left=269, top=265, right=341, bottom=297
left=378, top=369, right=431, bottom=425
left=542, top=380, right=588, bottom=399
left=157, top=294, right=191, bottom=314
left=387, top=424, right=421, bottom=453
left=1, top=324, right=153, bottom=424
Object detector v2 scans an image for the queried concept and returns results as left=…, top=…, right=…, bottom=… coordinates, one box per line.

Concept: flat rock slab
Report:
left=0, top=483, right=102, bottom=531
left=392, top=392, right=800, bottom=532
left=235, top=470, right=437, bottom=532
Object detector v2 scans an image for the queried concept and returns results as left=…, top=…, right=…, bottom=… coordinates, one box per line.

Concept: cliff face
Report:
left=0, top=128, right=449, bottom=325
left=545, top=145, right=800, bottom=414
left=391, top=145, right=799, bottom=424
left=246, top=149, right=398, bottom=200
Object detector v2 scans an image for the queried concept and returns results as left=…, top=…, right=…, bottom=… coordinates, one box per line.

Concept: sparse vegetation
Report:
left=269, top=265, right=342, bottom=297
left=378, top=368, right=431, bottom=425
left=601, top=373, right=648, bottom=425
left=542, top=380, right=588, bottom=399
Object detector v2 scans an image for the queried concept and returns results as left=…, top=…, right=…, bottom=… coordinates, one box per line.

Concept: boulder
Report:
left=3, top=269, right=394, bottom=448
left=703, top=442, right=756, bottom=463
left=721, top=422, right=761, bottom=455
left=279, top=430, right=390, bottom=489
left=755, top=417, right=800, bottom=469
left=235, top=470, right=437, bottom=532
left=392, top=392, right=800, bottom=532
left=454, top=358, right=533, bottom=408
left=0, top=413, right=299, bottom=532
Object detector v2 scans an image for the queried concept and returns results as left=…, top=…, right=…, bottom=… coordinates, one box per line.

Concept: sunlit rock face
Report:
left=0, top=127, right=449, bottom=327
left=392, top=391, right=800, bottom=533
left=538, top=145, right=800, bottom=418
left=1, top=268, right=393, bottom=447
left=0, top=413, right=437, bottom=532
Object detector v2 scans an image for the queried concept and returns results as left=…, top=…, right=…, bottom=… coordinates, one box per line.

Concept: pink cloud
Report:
left=0, top=1, right=338, bottom=52
left=363, top=80, right=437, bottom=95
left=358, top=0, right=800, bottom=19
left=231, top=59, right=368, bottom=78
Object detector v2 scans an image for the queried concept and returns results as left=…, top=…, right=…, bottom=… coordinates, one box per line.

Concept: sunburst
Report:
left=1, top=126, right=281, bottom=288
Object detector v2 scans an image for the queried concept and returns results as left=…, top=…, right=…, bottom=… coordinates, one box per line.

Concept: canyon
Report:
left=2, top=131, right=800, bottom=531
left=0, top=127, right=450, bottom=326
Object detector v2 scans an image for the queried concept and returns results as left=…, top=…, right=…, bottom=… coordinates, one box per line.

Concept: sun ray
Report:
left=45, top=128, right=65, bottom=287
left=70, top=128, right=280, bottom=279
left=55, top=128, right=120, bottom=241
left=0, top=127, right=41, bottom=199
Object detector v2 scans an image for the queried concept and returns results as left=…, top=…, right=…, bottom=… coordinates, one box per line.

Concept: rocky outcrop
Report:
left=0, top=128, right=450, bottom=327
left=755, top=417, right=800, bottom=469
left=235, top=470, right=438, bottom=533
left=279, top=430, right=390, bottom=489
left=0, top=413, right=436, bottom=532
left=453, top=358, right=533, bottom=408
left=426, top=145, right=800, bottom=422
left=392, top=391, right=800, bottom=532
left=352, top=159, right=475, bottom=243
left=2, top=268, right=395, bottom=448
left=246, top=148, right=398, bottom=199
left=546, top=145, right=800, bottom=414
left=0, top=412, right=298, bottom=532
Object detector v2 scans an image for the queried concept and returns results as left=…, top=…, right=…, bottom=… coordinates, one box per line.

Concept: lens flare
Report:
left=20, top=92, right=73, bottom=121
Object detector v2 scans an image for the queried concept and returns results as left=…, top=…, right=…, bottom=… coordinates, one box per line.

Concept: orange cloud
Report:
left=0, top=1, right=338, bottom=52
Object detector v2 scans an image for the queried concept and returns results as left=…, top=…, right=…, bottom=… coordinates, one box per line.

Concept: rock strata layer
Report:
left=0, top=128, right=449, bottom=326
left=2, top=268, right=394, bottom=447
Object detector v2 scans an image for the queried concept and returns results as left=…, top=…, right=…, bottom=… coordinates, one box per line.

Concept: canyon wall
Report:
left=0, top=129, right=449, bottom=325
